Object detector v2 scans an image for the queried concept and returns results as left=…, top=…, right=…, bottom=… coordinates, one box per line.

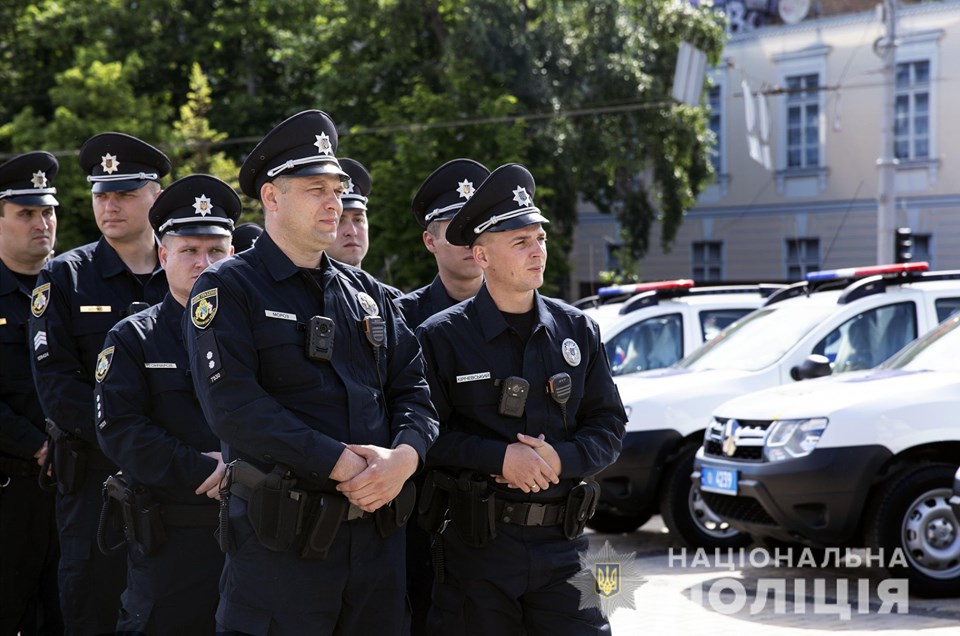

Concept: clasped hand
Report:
left=334, top=444, right=418, bottom=513
left=492, top=433, right=562, bottom=493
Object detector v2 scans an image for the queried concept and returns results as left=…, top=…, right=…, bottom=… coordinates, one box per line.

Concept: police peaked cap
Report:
left=411, top=158, right=490, bottom=229
left=232, top=222, right=264, bottom=252
left=148, top=174, right=241, bottom=238
left=445, top=163, right=549, bottom=247
left=0, top=151, right=60, bottom=207
left=239, top=110, right=348, bottom=199
left=339, top=158, right=371, bottom=212
left=79, top=132, right=171, bottom=193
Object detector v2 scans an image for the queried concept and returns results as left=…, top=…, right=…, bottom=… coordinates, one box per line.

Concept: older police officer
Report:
left=184, top=110, right=438, bottom=635
left=30, top=133, right=171, bottom=635
left=95, top=174, right=240, bottom=634
left=0, top=151, right=63, bottom=635
left=416, top=164, right=626, bottom=635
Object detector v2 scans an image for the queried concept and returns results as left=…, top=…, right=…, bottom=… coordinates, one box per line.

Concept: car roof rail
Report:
left=686, top=283, right=786, bottom=298
left=839, top=268, right=960, bottom=304
left=763, top=281, right=808, bottom=306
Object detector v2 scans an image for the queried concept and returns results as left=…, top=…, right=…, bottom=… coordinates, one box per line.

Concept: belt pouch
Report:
left=247, top=467, right=303, bottom=552
left=452, top=473, right=496, bottom=548
left=54, top=437, right=87, bottom=495
left=131, top=493, right=168, bottom=555
left=375, top=481, right=416, bottom=538
left=563, top=480, right=601, bottom=539
left=298, top=494, right=347, bottom=560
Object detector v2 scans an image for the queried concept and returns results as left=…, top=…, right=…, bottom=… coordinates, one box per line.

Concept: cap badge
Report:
left=357, top=292, right=379, bottom=317
left=512, top=186, right=532, bottom=207
left=191, top=288, right=219, bottom=329
left=193, top=194, right=212, bottom=217
left=562, top=338, right=582, bottom=367
left=457, top=179, right=476, bottom=200
left=31, top=171, right=48, bottom=189
left=345, top=178, right=356, bottom=195
left=314, top=132, right=333, bottom=156
left=101, top=153, right=119, bottom=174
left=95, top=346, right=115, bottom=383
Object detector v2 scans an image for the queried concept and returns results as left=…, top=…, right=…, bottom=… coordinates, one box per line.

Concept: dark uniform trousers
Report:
left=30, top=238, right=167, bottom=635
left=184, top=233, right=438, bottom=636
left=96, top=295, right=223, bottom=635
left=417, top=285, right=626, bottom=636
left=0, top=259, right=62, bottom=635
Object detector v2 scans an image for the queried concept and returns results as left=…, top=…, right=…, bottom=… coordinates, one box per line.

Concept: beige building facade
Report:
left=570, top=0, right=960, bottom=299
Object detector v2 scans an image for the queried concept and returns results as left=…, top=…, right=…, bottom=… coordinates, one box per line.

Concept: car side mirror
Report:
left=790, top=354, right=832, bottom=381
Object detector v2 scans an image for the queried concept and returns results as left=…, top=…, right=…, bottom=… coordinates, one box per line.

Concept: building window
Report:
left=707, top=84, right=723, bottom=174
left=912, top=233, right=931, bottom=264
left=785, top=73, right=820, bottom=169
left=692, top=241, right=723, bottom=281
left=895, top=60, right=930, bottom=160
left=786, top=237, right=820, bottom=280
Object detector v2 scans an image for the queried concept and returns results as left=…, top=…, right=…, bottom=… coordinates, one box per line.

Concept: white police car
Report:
left=596, top=263, right=960, bottom=546
left=577, top=280, right=780, bottom=377
left=696, top=310, right=960, bottom=597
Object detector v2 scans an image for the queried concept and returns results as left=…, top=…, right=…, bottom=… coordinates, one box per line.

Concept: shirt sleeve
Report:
left=0, top=401, right=45, bottom=459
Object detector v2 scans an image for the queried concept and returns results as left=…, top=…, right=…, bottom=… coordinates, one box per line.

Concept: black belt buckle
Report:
left=525, top=503, right=546, bottom=526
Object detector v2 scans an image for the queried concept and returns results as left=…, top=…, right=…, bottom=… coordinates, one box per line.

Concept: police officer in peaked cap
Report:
left=415, top=163, right=626, bottom=635
left=30, top=132, right=171, bottom=635
left=232, top=222, right=264, bottom=253
left=185, top=110, right=438, bottom=635
left=95, top=174, right=239, bottom=635
left=0, top=151, right=64, bottom=634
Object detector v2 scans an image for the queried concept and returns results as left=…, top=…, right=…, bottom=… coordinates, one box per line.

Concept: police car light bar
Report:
left=597, top=279, right=695, bottom=298
left=805, top=262, right=929, bottom=282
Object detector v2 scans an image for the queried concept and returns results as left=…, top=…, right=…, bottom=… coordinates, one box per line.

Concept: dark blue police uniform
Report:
left=0, top=150, right=63, bottom=635
left=30, top=133, right=171, bottom=635
left=185, top=110, right=438, bottom=635
left=415, top=164, right=626, bottom=635
left=94, top=174, right=240, bottom=635
left=395, top=274, right=462, bottom=329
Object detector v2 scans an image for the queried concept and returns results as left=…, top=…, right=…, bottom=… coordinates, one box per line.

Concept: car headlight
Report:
left=764, top=417, right=828, bottom=462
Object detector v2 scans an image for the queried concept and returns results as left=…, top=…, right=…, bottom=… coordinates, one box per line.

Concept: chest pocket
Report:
left=449, top=377, right=499, bottom=409
left=253, top=319, right=316, bottom=391
left=146, top=366, right=192, bottom=397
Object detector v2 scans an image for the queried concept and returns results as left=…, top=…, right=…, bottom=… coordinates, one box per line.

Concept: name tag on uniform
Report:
left=456, top=372, right=491, bottom=383
left=80, top=305, right=112, bottom=313
left=0, top=318, right=6, bottom=325
left=144, top=362, right=178, bottom=369
left=265, top=310, right=297, bottom=322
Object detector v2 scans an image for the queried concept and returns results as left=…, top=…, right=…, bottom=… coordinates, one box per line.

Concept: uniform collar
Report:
left=429, top=274, right=456, bottom=306
left=93, top=235, right=162, bottom=279
left=255, top=231, right=341, bottom=287
left=474, top=283, right=557, bottom=343
left=160, top=293, right=185, bottom=344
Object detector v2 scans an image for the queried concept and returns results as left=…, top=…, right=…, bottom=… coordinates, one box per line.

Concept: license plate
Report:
left=700, top=465, right=738, bottom=496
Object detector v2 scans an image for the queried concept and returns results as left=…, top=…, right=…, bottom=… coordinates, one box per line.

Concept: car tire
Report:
left=586, top=510, right=651, bottom=534
left=864, top=463, right=960, bottom=598
left=659, top=443, right=751, bottom=549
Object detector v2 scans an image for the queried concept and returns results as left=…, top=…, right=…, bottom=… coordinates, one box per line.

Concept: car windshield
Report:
left=884, top=313, right=960, bottom=371
left=678, top=303, right=835, bottom=372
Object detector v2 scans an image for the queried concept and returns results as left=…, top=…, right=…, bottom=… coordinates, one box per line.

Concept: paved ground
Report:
left=588, top=517, right=960, bottom=635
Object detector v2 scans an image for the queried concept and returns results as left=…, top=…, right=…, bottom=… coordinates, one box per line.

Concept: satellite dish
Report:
left=779, top=0, right=811, bottom=25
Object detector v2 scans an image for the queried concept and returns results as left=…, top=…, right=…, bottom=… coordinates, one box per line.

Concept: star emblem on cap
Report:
left=193, top=194, right=212, bottom=217
left=457, top=179, right=476, bottom=200
left=345, top=178, right=356, bottom=195
left=512, top=186, right=532, bottom=207
left=314, top=133, right=333, bottom=155
left=101, top=153, right=119, bottom=174
left=31, top=171, right=48, bottom=189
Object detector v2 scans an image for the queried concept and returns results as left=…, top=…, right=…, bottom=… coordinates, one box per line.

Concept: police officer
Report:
left=233, top=221, right=264, bottom=253
left=184, top=110, right=438, bottom=635
left=395, top=159, right=489, bottom=329
left=0, top=151, right=64, bottom=635
left=95, top=174, right=240, bottom=634
left=415, top=164, right=626, bottom=635
left=30, top=133, right=170, bottom=635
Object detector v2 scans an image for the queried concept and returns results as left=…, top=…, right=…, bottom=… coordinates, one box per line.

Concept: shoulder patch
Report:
left=95, top=346, right=115, bottom=383
left=31, top=283, right=50, bottom=318
left=191, top=288, right=218, bottom=329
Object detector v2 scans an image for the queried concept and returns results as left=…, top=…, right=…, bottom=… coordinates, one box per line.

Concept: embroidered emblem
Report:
left=31, top=283, right=50, bottom=317
left=191, top=288, right=218, bottom=329
left=95, top=347, right=115, bottom=383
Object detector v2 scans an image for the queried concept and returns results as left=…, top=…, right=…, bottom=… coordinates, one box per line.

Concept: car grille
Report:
left=703, top=417, right=774, bottom=461
left=701, top=492, right=777, bottom=526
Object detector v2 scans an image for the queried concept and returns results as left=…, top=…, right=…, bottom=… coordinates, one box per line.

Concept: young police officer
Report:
left=416, top=164, right=626, bottom=635
left=326, top=158, right=370, bottom=268
left=30, top=133, right=171, bottom=635
left=95, top=175, right=240, bottom=634
left=395, top=159, right=489, bottom=329
left=0, top=151, right=63, bottom=635
left=184, top=110, right=438, bottom=634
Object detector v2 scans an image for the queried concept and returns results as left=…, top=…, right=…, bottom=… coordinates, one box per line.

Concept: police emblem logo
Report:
left=193, top=194, right=212, bottom=216
left=313, top=132, right=332, bottom=155
left=95, top=346, right=115, bottom=383
left=562, top=338, right=581, bottom=367
left=31, top=283, right=51, bottom=318
left=101, top=153, right=119, bottom=174
left=512, top=185, right=532, bottom=207
left=191, top=288, right=219, bottom=329
left=595, top=563, right=620, bottom=598
left=357, top=292, right=379, bottom=317
left=345, top=178, right=356, bottom=195
left=457, top=179, right=476, bottom=200
left=31, top=170, right=48, bottom=189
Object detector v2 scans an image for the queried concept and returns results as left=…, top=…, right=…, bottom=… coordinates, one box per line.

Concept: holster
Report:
left=418, top=471, right=449, bottom=533
left=246, top=464, right=305, bottom=552
left=563, top=479, right=600, bottom=539
left=46, top=419, right=87, bottom=495
left=450, top=471, right=496, bottom=549
left=99, top=472, right=168, bottom=556
left=297, top=494, right=347, bottom=560
left=374, top=480, right=416, bottom=539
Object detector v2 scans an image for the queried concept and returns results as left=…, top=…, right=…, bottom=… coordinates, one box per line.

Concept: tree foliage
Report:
left=1, top=0, right=724, bottom=294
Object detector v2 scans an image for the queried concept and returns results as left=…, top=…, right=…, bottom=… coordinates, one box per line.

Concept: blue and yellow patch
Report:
left=595, top=563, right=620, bottom=598
left=191, top=288, right=218, bottom=329
left=95, top=346, right=115, bottom=383
left=31, top=283, right=50, bottom=318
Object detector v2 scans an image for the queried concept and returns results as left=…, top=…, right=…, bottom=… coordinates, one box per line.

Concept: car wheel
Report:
left=659, top=443, right=751, bottom=548
left=865, top=464, right=960, bottom=598
left=586, top=510, right=651, bottom=534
